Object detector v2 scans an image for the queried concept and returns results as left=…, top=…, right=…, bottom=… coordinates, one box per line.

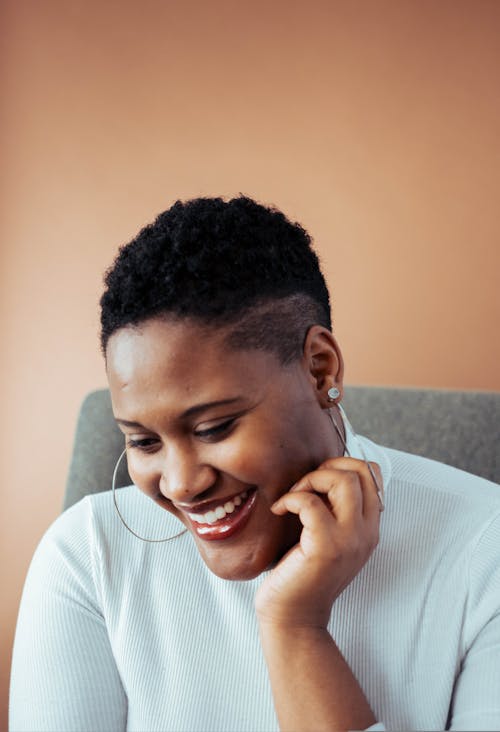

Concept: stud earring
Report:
left=327, top=386, right=340, bottom=402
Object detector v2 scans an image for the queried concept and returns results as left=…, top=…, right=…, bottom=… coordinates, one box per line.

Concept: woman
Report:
left=10, top=197, right=500, bottom=731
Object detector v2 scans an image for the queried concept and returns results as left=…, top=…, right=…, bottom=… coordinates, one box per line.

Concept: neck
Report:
left=327, top=405, right=347, bottom=457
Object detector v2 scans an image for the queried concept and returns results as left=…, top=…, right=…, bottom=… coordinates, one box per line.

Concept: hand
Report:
left=255, top=457, right=383, bottom=629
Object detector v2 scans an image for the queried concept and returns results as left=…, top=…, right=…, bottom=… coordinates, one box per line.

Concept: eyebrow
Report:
left=114, top=397, right=244, bottom=429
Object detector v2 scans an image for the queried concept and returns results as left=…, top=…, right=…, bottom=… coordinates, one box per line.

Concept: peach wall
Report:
left=2, top=0, right=499, bottom=725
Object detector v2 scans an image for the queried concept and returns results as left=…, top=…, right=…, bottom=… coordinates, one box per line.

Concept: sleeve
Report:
left=448, top=511, right=500, bottom=731
left=9, top=499, right=127, bottom=732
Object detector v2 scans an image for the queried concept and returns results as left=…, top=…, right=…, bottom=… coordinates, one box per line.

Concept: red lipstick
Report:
left=182, top=488, right=257, bottom=541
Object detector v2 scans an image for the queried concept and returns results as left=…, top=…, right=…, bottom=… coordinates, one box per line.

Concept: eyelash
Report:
left=127, top=437, right=158, bottom=450
left=194, top=418, right=236, bottom=440
left=126, top=418, right=237, bottom=451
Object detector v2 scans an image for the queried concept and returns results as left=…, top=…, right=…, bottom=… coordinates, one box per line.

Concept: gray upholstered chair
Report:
left=63, top=386, right=500, bottom=510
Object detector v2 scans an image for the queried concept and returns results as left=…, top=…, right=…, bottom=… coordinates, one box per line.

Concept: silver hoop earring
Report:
left=329, top=404, right=384, bottom=511
left=112, top=448, right=188, bottom=543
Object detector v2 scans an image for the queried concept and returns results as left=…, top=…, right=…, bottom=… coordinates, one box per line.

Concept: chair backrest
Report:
left=63, top=386, right=500, bottom=510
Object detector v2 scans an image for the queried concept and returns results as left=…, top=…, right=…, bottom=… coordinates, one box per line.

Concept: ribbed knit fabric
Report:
left=10, top=430, right=500, bottom=732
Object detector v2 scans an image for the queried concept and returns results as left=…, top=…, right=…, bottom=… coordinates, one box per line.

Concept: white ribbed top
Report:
left=10, top=432, right=500, bottom=731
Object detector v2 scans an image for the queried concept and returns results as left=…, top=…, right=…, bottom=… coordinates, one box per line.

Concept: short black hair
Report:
left=100, top=196, right=332, bottom=364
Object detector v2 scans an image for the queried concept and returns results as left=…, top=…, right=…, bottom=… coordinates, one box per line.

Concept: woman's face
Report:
left=106, top=317, right=338, bottom=581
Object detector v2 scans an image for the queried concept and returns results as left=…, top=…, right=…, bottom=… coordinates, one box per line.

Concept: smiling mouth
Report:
left=183, top=488, right=257, bottom=541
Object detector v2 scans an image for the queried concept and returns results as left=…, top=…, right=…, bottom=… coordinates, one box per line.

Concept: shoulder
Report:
left=45, top=485, right=184, bottom=549
left=359, top=440, right=500, bottom=623
left=354, top=431, right=500, bottom=515
left=369, top=440, right=500, bottom=568
left=382, top=443, right=500, bottom=508
left=28, top=487, right=190, bottom=598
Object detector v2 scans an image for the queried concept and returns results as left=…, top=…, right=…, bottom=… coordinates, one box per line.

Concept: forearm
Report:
left=259, top=622, right=376, bottom=732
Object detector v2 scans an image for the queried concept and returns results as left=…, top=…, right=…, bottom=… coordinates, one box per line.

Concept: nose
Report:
left=159, top=443, right=216, bottom=503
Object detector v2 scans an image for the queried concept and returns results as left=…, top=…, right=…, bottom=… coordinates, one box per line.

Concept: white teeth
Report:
left=188, top=490, right=249, bottom=524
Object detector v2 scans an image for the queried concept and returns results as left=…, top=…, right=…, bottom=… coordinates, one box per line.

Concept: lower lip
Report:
left=188, top=490, right=258, bottom=541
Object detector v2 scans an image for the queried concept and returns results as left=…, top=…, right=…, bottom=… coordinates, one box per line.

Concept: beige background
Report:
left=2, top=0, right=499, bottom=726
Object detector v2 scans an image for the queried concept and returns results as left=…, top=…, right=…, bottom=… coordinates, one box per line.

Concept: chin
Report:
left=211, top=564, right=265, bottom=582
left=197, top=543, right=271, bottom=581
left=195, top=526, right=295, bottom=582
left=185, top=497, right=301, bottom=581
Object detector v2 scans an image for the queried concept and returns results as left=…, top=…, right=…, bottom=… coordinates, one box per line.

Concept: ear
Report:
left=302, top=325, right=344, bottom=407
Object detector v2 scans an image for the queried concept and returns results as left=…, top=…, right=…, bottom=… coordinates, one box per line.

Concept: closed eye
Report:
left=194, top=418, right=237, bottom=441
left=125, top=415, right=240, bottom=450
left=127, top=437, right=159, bottom=451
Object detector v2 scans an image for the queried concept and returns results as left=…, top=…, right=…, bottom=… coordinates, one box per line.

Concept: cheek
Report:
left=127, top=459, right=183, bottom=520
left=126, top=454, right=161, bottom=498
left=216, top=436, right=277, bottom=484
left=219, top=437, right=293, bottom=492
left=228, top=415, right=294, bottom=468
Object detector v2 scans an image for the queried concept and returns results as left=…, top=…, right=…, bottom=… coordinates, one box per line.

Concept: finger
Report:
left=274, top=469, right=363, bottom=523
left=313, top=459, right=382, bottom=552
left=318, top=457, right=384, bottom=513
left=322, top=460, right=382, bottom=547
left=271, top=491, right=341, bottom=548
left=272, top=490, right=376, bottom=563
